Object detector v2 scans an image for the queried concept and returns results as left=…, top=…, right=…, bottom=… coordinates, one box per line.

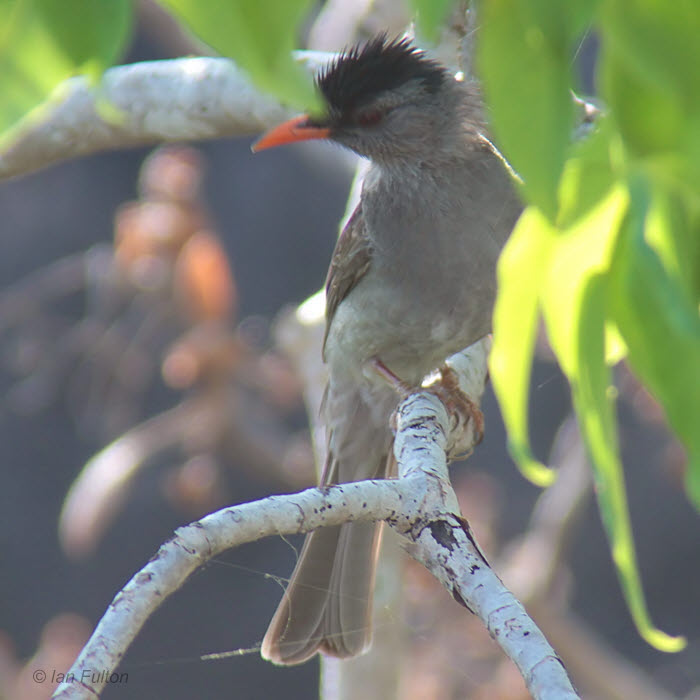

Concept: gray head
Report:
left=315, top=36, right=481, bottom=164
left=253, top=36, right=484, bottom=166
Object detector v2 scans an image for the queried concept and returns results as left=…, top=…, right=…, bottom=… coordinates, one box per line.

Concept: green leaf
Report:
left=156, top=0, right=319, bottom=110
left=556, top=120, right=616, bottom=229
left=571, top=275, right=685, bottom=652
left=410, top=0, right=455, bottom=41
left=540, top=183, right=685, bottom=651
left=610, top=176, right=700, bottom=509
left=598, top=0, right=700, bottom=188
left=644, top=186, right=700, bottom=307
left=603, top=0, right=700, bottom=96
left=604, top=321, right=627, bottom=366
left=490, top=206, right=556, bottom=487
left=542, top=185, right=628, bottom=373
left=600, top=46, right=683, bottom=159
left=35, top=0, right=132, bottom=83
left=485, top=0, right=695, bottom=653
left=0, top=0, right=131, bottom=145
left=478, top=0, right=594, bottom=218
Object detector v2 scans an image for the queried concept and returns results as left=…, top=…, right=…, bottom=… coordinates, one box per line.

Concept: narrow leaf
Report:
left=540, top=181, right=686, bottom=650
left=598, top=0, right=700, bottom=188
left=572, top=276, right=685, bottom=652
left=490, top=207, right=556, bottom=487
left=645, top=186, right=700, bottom=307
left=35, top=0, right=132, bottom=83
left=610, top=177, right=700, bottom=508
left=156, top=0, right=319, bottom=110
left=0, top=0, right=131, bottom=144
left=542, top=184, right=629, bottom=374
left=478, top=0, right=588, bottom=217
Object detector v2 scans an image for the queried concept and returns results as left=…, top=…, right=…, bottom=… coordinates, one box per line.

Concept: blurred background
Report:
left=0, top=3, right=698, bottom=699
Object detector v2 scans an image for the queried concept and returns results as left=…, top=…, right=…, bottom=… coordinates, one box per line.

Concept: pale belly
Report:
left=323, top=263, right=493, bottom=386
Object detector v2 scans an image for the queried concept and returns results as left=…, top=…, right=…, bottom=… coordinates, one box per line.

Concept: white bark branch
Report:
left=51, top=339, right=578, bottom=700
left=0, top=47, right=598, bottom=183
left=0, top=54, right=330, bottom=181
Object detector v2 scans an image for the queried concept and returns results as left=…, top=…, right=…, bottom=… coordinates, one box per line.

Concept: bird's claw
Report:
left=372, top=357, right=484, bottom=459
left=426, top=365, right=484, bottom=459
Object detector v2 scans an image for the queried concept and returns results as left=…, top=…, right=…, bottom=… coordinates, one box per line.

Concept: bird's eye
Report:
left=356, top=109, right=384, bottom=127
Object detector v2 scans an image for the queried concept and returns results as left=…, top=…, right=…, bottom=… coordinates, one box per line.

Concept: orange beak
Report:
left=252, top=115, right=331, bottom=152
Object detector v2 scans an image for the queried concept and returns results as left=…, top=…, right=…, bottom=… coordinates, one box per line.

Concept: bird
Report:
left=252, top=35, right=522, bottom=665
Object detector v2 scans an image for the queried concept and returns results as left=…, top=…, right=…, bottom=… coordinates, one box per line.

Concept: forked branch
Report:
left=52, top=339, right=577, bottom=700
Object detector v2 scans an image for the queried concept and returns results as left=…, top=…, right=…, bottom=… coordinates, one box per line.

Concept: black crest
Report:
left=317, top=35, right=447, bottom=116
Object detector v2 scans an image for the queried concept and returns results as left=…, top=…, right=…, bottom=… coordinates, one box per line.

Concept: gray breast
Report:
left=325, top=152, right=521, bottom=384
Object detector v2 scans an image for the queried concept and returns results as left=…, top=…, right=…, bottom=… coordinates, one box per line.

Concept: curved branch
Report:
left=0, top=48, right=598, bottom=184
left=52, top=340, right=578, bottom=700
left=0, top=54, right=330, bottom=181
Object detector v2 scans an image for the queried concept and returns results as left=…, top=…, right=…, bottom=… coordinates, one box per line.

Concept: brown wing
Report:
left=322, top=203, right=372, bottom=357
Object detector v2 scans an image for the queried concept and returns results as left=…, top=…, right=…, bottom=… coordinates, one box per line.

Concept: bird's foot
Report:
left=370, top=358, right=484, bottom=458
left=436, top=365, right=484, bottom=441
left=424, top=365, right=484, bottom=459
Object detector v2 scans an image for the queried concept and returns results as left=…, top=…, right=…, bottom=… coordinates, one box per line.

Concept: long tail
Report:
left=262, top=376, right=396, bottom=665
left=261, top=519, right=382, bottom=665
